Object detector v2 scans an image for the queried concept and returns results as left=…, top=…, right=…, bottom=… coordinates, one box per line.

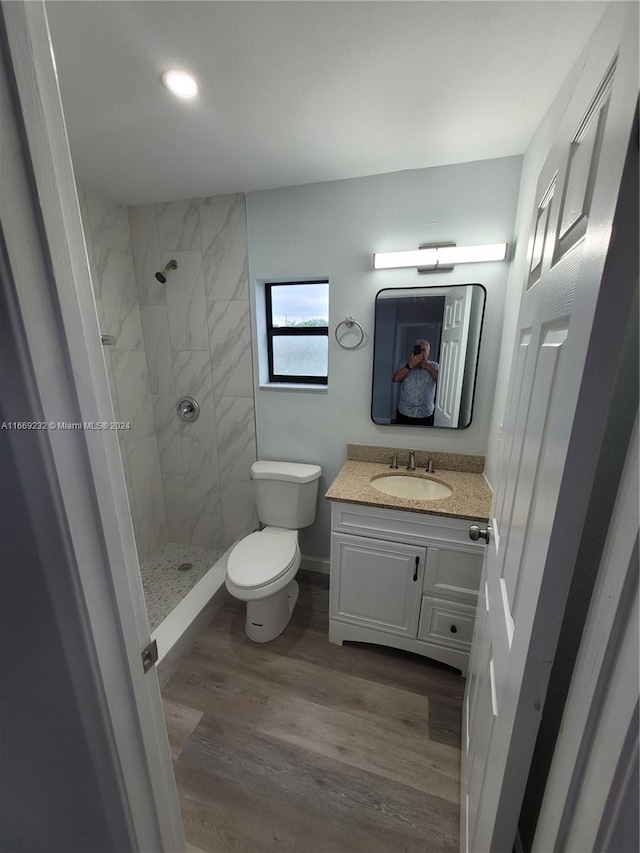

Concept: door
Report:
left=330, top=533, right=426, bottom=637
left=435, top=285, right=472, bottom=428
left=462, top=6, right=638, bottom=852
left=1, top=3, right=184, bottom=850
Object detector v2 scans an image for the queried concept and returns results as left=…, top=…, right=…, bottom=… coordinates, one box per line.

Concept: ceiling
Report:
left=46, top=1, right=607, bottom=206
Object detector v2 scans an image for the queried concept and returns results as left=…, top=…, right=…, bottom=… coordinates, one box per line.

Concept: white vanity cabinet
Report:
left=328, top=501, right=485, bottom=676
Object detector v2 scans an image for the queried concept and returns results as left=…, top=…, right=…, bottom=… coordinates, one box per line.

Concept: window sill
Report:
left=259, top=382, right=328, bottom=392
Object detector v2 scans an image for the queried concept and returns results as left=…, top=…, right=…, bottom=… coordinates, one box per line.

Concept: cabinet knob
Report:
left=469, top=524, right=490, bottom=544
left=450, top=625, right=458, bottom=634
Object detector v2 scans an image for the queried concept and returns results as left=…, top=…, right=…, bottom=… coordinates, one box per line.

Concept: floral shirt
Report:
left=397, top=361, right=439, bottom=418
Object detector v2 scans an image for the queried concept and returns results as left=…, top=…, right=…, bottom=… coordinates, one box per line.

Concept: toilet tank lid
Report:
left=251, top=461, right=322, bottom=483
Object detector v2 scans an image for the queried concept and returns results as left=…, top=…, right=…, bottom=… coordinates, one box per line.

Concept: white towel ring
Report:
left=334, top=316, right=365, bottom=350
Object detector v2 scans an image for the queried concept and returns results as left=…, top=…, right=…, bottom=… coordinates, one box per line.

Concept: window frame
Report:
left=265, top=280, right=329, bottom=385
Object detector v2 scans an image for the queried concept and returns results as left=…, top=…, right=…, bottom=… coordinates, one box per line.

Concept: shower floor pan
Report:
left=139, top=542, right=232, bottom=684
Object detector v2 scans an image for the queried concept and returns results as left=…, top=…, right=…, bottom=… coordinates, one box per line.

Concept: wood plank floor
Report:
left=162, top=570, right=465, bottom=853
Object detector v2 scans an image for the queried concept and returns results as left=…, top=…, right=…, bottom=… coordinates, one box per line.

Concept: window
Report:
left=265, top=280, right=329, bottom=384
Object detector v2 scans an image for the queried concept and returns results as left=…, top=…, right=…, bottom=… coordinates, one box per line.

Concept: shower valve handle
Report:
left=177, top=396, right=200, bottom=423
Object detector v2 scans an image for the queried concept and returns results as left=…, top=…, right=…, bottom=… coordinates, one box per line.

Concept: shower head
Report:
left=155, top=259, right=178, bottom=283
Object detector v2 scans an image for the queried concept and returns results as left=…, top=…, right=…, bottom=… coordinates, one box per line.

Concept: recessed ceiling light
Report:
left=162, top=69, right=198, bottom=99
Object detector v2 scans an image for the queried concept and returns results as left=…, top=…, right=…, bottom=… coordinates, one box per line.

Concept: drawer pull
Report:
left=413, top=556, right=419, bottom=582
left=450, top=624, right=458, bottom=634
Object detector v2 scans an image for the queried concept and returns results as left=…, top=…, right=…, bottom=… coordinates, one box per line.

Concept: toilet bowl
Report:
left=225, top=527, right=301, bottom=642
left=224, top=460, right=322, bottom=642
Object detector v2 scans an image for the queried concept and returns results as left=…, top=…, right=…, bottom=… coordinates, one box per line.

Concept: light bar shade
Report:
left=374, top=242, right=507, bottom=270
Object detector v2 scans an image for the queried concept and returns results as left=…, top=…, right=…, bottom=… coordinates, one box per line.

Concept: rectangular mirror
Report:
left=371, top=284, right=486, bottom=429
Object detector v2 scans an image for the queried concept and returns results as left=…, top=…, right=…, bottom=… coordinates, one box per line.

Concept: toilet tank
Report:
left=251, top=461, right=322, bottom=529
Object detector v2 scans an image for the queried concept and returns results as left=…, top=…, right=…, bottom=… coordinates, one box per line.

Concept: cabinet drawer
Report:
left=330, top=501, right=482, bottom=548
left=418, top=596, right=476, bottom=650
left=423, top=546, right=482, bottom=604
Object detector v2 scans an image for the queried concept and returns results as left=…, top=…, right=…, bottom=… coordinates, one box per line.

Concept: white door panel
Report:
left=502, top=322, right=569, bottom=618
left=462, top=5, right=638, bottom=851
left=435, top=285, right=472, bottom=428
left=493, top=328, right=534, bottom=528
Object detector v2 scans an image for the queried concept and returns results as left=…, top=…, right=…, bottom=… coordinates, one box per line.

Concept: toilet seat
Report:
left=227, top=530, right=298, bottom=589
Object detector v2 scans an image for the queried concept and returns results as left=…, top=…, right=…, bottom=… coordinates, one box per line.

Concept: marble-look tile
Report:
left=164, top=252, right=209, bottom=351
left=111, top=350, right=155, bottom=443
left=129, top=204, right=166, bottom=306
left=191, top=512, right=225, bottom=551
left=172, top=351, right=216, bottom=437
left=221, top=481, right=259, bottom=548
left=157, top=199, right=201, bottom=252
left=152, top=395, right=183, bottom=474
left=112, top=437, right=132, bottom=501
left=181, top=434, right=221, bottom=518
left=94, top=296, right=106, bottom=333
left=86, top=247, right=101, bottom=302
left=162, top=472, right=191, bottom=545
left=85, top=189, right=132, bottom=252
left=141, top=306, right=174, bottom=394
left=93, top=247, right=144, bottom=351
left=200, top=194, right=248, bottom=301
left=76, top=184, right=94, bottom=268
left=208, top=300, right=254, bottom=397
left=125, top=437, right=168, bottom=561
left=214, top=396, right=256, bottom=483
left=102, top=346, right=122, bottom=424
left=120, top=450, right=134, bottom=502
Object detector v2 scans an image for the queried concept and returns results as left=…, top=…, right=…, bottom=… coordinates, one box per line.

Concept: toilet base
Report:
left=245, top=579, right=299, bottom=643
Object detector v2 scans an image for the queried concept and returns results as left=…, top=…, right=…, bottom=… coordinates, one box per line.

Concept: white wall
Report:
left=247, top=158, right=522, bottom=558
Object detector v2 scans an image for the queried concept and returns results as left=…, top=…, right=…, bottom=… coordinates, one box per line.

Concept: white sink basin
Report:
left=370, top=474, right=453, bottom=501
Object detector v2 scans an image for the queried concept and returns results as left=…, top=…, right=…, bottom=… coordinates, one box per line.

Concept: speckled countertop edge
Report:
left=325, top=459, right=492, bottom=522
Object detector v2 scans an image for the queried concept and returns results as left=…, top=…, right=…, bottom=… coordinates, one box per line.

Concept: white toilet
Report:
left=225, top=460, right=322, bottom=642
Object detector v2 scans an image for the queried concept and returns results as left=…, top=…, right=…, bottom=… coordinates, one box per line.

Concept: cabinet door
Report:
left=330, top=533, right=426, bottom=637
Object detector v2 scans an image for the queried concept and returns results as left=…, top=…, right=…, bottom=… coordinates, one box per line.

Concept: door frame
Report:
left=0, top=2, right=184, bottom=849
left=533, top=415, right=638, bottom=850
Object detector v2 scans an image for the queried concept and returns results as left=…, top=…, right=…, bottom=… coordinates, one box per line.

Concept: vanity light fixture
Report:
left=162, top=69, right=198, bottom=99
left=373, top=242, right=508, bottom=272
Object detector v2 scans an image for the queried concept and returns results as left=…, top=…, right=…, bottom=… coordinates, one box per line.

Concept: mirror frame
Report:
left=370, top=283, right=487, bottom=430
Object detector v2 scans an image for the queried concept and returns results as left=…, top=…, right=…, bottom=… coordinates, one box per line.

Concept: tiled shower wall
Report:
left=78, top=188, right=258, bottom=558
left=128, top=194, right=258, bottom=551
left=77, top=187, right=168, bottom=561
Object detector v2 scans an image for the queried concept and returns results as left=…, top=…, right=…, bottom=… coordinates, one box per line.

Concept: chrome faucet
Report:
left=407, top=450, right=416, bottom=471
left=390, top=455, right=398, bottom=469
left=427, top=458, right=435, bottom=473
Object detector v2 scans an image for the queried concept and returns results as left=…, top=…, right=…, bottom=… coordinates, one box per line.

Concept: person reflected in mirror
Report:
left=393, top=340, right=440, bottom=426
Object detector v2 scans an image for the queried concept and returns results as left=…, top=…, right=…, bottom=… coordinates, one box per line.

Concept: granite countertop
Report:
left=325, top=459, right=492, bottom=522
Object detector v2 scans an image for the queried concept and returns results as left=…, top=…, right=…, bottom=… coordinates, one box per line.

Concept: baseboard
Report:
left=300, top=554, right=330, bottom=575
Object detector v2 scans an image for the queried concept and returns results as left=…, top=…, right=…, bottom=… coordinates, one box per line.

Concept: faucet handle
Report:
left=390, top=455, right=398, bottom=469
